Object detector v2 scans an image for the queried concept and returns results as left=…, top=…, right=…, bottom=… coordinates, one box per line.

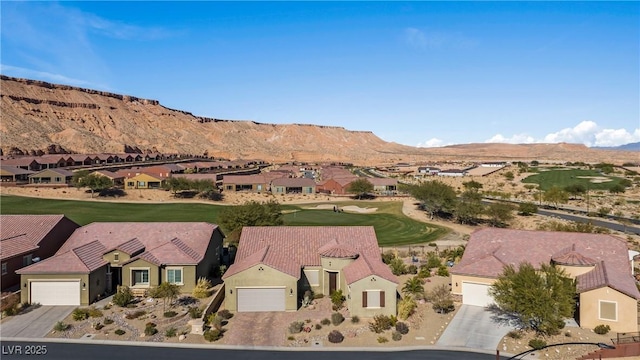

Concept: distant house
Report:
left=0, top=166, right=34, bottom=184
left=417, top=166, right=440, bottom=176
left=451, top=228, right=640, bottom=333
left=28, top=168, right=74, bottom=185
left=480, top=162, right=507, bottom=168
left=223, top=226, right=398, bottom=317
left=317, top=177, right=357, bottom=195
left=271, top=177, right=316, bottom=194
left=65, top=154, right=94, bottom=167
left=438, top=169, right=467, bottom=177
left=124, top=173, right=164, bottom=190
left=222, top=175, right=269, bottom=192
left=368, top=178, right=397, bottom=194
left=92, top=170, right=125, bottom=186
left=1, top=157, right=42, bottom=171
left=17, top=222, right=224, bottom=306
left=1, top=215, right=80, bottom=291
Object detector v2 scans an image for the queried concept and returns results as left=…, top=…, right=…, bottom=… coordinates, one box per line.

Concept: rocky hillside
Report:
left=1, top=75, right=635, bottom=164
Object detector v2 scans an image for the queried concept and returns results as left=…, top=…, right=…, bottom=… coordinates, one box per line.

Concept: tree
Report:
left=218, top=200, right=284, bottom=244
left=489, top=263, right=576, bottom=336
left=503, top=171, right=515, bottom=181
left=407, top=181, right=457, bottom=219
left=402, top=276, right=424, bottom=298
left=518, top=202, right=538, bottom=216
left=485, top=202, right=514, bottom=227
left=150, top=282, right=181, bottom=312
left=455, top=189, right=484, bottom=225
left=72, top=171, right=113, bottom=198
left=346, top=178, right=374, bottom=199
left=427, top=284, right=454, bottom=314
left=609, top=184, right=625, bottom=194
left=462, top=180, right=483, bottom=192
left=564, top=184, right=586, bottom=199
left=543, top=186, right=569, bottom=208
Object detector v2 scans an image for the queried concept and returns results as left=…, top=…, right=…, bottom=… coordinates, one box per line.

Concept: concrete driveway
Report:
left=437, top=305, right=515, bottom=351
left=0, top=306, right=75, bottom=338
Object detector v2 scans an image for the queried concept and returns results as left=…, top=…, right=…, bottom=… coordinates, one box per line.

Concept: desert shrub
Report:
left=217, top=309, right=233, bottom=320
left=436, top=265, right=449, bottom=277
left=389, top=315, right=398, bottom=327
left=381, top=251, right=395, bottom=264
left=398, top=297, right=417, bottom=320
left=407, top=264, right=418, bottom=274
left=176, top=296, right=197, bottom=307
left=113, top=285, right=133, bottom=307
left=594, top=324, right=611, bottom=335
left=528, top=338, right=547, bottom=350
left=351, top=315, right=360, bottom=324
left=125, top=310, right=146, bottom=319
left=565, top=331, right=572, bottom=337
left=144, top=323, right=158, bottom=336
left=321, top=318, right=331, bottom=326
left=369, top=315, right=393, bottom=333
left=507, top=330, right=522, bottom=339
left=53, top=321, right=70, bottom=331
left=72, top=308, right=90, bottom=321
left=302, top=290, right=313, bottom=307
left=395, top=322, right=409, bottom=335
left=114, top=329, right=126, bottom=336
left=389, top=258, right=407, bottom=275
left=418, top=265, right=432, bottom=278
left=103, top=318, right=114, bottom=325
left=287, top=336, right=295, bottom=341
left=377, top=336, right=389, bottom=343
left=188, top=306, right=203, bottom=319
left=313, top=293, right=324, bottom=299
left=331, top=312, right=344, bottom=326
left=88, top=307, right=103, bottom=318
left=210, top=314, right=223, bottom=331
left=94, top=323, right=104, bottom=330
left=392, top=331, right=402, bottom=341
left=289, top=321, right=305, bottom=334
left=164, top=311, right=178, bottom=318
left=165, top=327, right=177, bottom=337
left=315, top=323, right=322, bottom=330
left=327, top=330, right=344, bottom=343
left=192, top=277, right=212, bottom=299
left=204, top=329, right=222, bottom=342
left=330, top=290, right=345, bottom=310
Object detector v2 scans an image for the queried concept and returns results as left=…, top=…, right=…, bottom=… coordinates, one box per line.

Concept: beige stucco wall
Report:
left=224, top=264, right=298, bottom=311
left=579, top=287, right=638, bottom=333
left=155, top=265, right=197, bottom=293
left=103, top=250, right=131, bottom=265
left=451, top=274, right=495, bottom=295
left=20, top=273, right=90, bottom=305
left=300, top=266, right=323, bottom=295
left=195, top=230, right=223, bottom=281
left=89, top=266, right=108, bottom=303
left=122, top=258, right=159, bottom=289
left=346, top=275, right=397, bottom=318
left=556, top=264, right=595, bottom=278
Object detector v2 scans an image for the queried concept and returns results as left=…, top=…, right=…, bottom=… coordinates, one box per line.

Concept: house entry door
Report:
left=329, top=272, right=337, bottom=294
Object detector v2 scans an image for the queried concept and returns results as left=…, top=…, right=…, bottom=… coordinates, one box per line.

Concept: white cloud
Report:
left=593, top=128, right=640, bottom=147
left=417, top=138, right=448, bottom=148
left=485, top=133, right=535, bottom=144
left=0, top=64, right=98, bottom=88
left=543, top=120, right=599, bottom=144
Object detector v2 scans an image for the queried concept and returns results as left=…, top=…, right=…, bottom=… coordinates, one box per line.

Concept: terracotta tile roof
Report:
left=94, top=170, right=124, bottom=179
left=343, top=253, right=397, bottom=283
left=0, top=165, right=35, bottom=175
left=110, top=238, right=145, bottom=256
left=551, top=244, right=597, bottom=266
left=222, top=174, right=267, bottom=185
left=576, top=261, right=609, bottom=293
left=29, top=168, right=73, bottom=177
left=318, top=244, right=359, bottom=259
left=1, top=157, right=38, bottom=166
left=367, top=178, right=397, bottom=186
left=0, top=215, right=71, bottom=260
left=17, top=222, right=218, bottom=274
left=271, top=177, right=316, bottom=187
left=223, top=226, right=398, bottom=285
left=452, top=228, right=640, bottom=299
left=172, top=173, right=217, bottom=181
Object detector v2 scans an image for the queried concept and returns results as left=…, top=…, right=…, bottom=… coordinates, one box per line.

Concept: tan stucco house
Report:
left=222, top=226, right=398, bottom=318
left=17, top=222, right=223, bottom=306
left=451, top=228, right=639, bottom=333
left=124, top=173, right=164, bottom=190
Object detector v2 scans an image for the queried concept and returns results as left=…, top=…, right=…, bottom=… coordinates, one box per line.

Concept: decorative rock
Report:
left=179, top=334, right=186, bottom=341
left=189, top=319, right=205, bottom=335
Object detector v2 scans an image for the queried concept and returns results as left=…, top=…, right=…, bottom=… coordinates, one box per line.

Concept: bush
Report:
left=507, top=330, right=522, bottom=339
left=113, top=285, right=133, bottom=307
left=392, top=331, right=402, bottom=341
left=125, top=310, right=146, bottom=320
left=104, top=318, right=114, bottom=325
left=594, top=324, right=611, bottom=335
left=331, top=312, right=344, bottom=326
left=210, top=314, right=223, bottom=331
left=192, top=277, right=212, bottom=299
left=54, top=321, right=70, bottom=331
left=321, top=318, right=331, bottom=326
left=407, top=264, right=418, bottom=274
left=289, top=321, right=305, bottom=334
left=395, top=322, right=409, bottom=335
left=377, top=336, right=389, bottom=343
left=330, top=289, right=345, bottom=310
left=381, top=251, right=395, bottom=264
left=315, top=323, right=322, bottom=330
left=327, top=330, right=344, bottom=343
left=164, top=311, right=178, bottom=318
left=351, top=315, right=360, bottom=324
left=528, top=338, right=547, bottom=350
left=144, top=323, right=158, bottom=336
left=94, top=323, right=104, bottom=330
left=418, top=265, right=432, bottom=278
left=398, top=297, right=417, bottom=320
left=72, top=308, right=90, bottom=321
left=389, top=258, right=407, bottom=275
left=114, top=329, right=126, bottom=336
left=88, top=307, right=103, bottom=318
left=217, top=309, right=233, bottom=320
left=287, top=336, right=295, bottom=341
left=188, top=307, right=203, bottom=319
left=436, top=265, right=449, bottom=277
left=564, top=331, right=572, bottom=337
left=369, top=315, right=393, bottom=333
left=165, top=327, right=177, bottom=337
left=204, top=329, right=222, bottom=342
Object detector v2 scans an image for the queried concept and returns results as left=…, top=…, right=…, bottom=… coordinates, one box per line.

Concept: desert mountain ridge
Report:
left=0, top=75, right=635, bottom=165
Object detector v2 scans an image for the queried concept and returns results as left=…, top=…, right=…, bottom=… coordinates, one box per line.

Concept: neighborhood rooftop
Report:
left=0, top=215, right=66, bottom=260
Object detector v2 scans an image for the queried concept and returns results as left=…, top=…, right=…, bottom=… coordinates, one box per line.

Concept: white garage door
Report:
left=31, top=281, right=81, bottom=306
left=462, top=282, right=494, bottom=307
left=237, top=287, right=285, bottom=312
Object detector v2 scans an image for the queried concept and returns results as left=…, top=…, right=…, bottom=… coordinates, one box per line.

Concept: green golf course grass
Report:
left=522, top=169, right=626, bottom=191
left=0, top=195, right=447, bottom=246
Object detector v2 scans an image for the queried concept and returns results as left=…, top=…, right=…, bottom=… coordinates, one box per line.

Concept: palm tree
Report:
left=402, top=276, right=424, bottom=298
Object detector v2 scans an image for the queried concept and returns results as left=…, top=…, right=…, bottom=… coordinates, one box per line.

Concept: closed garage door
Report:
left=237, top=287, right=285, bottom=312
left=31, top=281, right=81, bottom=306
left=462, top=282, right=494, bottom=307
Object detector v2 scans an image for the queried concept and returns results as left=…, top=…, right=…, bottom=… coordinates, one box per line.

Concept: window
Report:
left=113, top=253, right=119, bottom=262
left=132, top=269, right=149, bottom=286
left=166, top=268, right=183, bottom=285
left=362, top=290, right=385, bottom=308
left=304, top=270, right=320, bottom=286
left=137, top=181, right=146, bottom=187
left=23, top=254, right=33, bottom=267
left=599, top=300, right=617, bottom=321
left=127, top=181, right=135, bottom=187
left=54, top=177, right=62, bottom=182
left=1, top=263, right=7, bottom=275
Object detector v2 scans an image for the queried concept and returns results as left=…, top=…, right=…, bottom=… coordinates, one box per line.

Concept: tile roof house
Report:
left=17, top=222, right=223, bottom=306
left=271, top=177, right=316, bottom=194
left=451, top=228, right=640, bottom=333
left=0, top=215, right=80, bottom=291
left=28, top=168, right=74, bottom=185
left=222, top=226, right=398, bottom=317
left=0, top=165, right=34, bottom=184
left=367, top=178, right=398, bottom=194
left=222, top=174, right=270, bottom=192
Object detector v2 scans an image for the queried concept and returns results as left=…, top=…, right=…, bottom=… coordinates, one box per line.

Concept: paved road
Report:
left=0, top=306, right=74, bottom=338
left=0, top=340, right=511, bottom=360
left=437, top=305, right=514, bottom=351
left=536, top=208, right=640, bottom=235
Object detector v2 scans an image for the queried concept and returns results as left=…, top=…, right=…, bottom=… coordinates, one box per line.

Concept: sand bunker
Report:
left=576, top=176, right=613, bottom=183
left=307, top=204, right=377, bottom=213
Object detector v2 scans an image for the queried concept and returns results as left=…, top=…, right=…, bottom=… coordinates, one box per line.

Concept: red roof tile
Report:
left=1, top=215, right=70, bottom=260
left=271, top=177, right=316, bottom=187
left=318, top=244, right=359, bottom=259
left=551, top=244, right=597, bottom=266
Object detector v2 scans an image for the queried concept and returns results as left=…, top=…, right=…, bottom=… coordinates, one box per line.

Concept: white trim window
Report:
left=1, top=262, right=7, bottom=275
left=304, top=269, right=320, bottom=286
left=599, top=300, right=617, bottom=321
left=23, top=254, right=33, bottom=267
left=362, top=290, right=385, bottom=308
left=131, top=268, right=150, bottom=286
left=166, top=267, right=183, bottom=285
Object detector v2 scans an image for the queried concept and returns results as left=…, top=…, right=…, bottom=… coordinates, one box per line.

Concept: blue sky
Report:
left=2, top=1, right=639, bottom=148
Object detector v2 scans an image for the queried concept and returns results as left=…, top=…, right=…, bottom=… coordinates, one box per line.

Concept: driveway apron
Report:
left=436, top=305, right=515, bottom=351
left=0, top=306, right=75, bottom=338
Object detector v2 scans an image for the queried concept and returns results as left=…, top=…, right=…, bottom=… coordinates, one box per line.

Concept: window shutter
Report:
left=362, top=291, right=367, bottom=307
left=380, top=291, right=385, bottom=307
